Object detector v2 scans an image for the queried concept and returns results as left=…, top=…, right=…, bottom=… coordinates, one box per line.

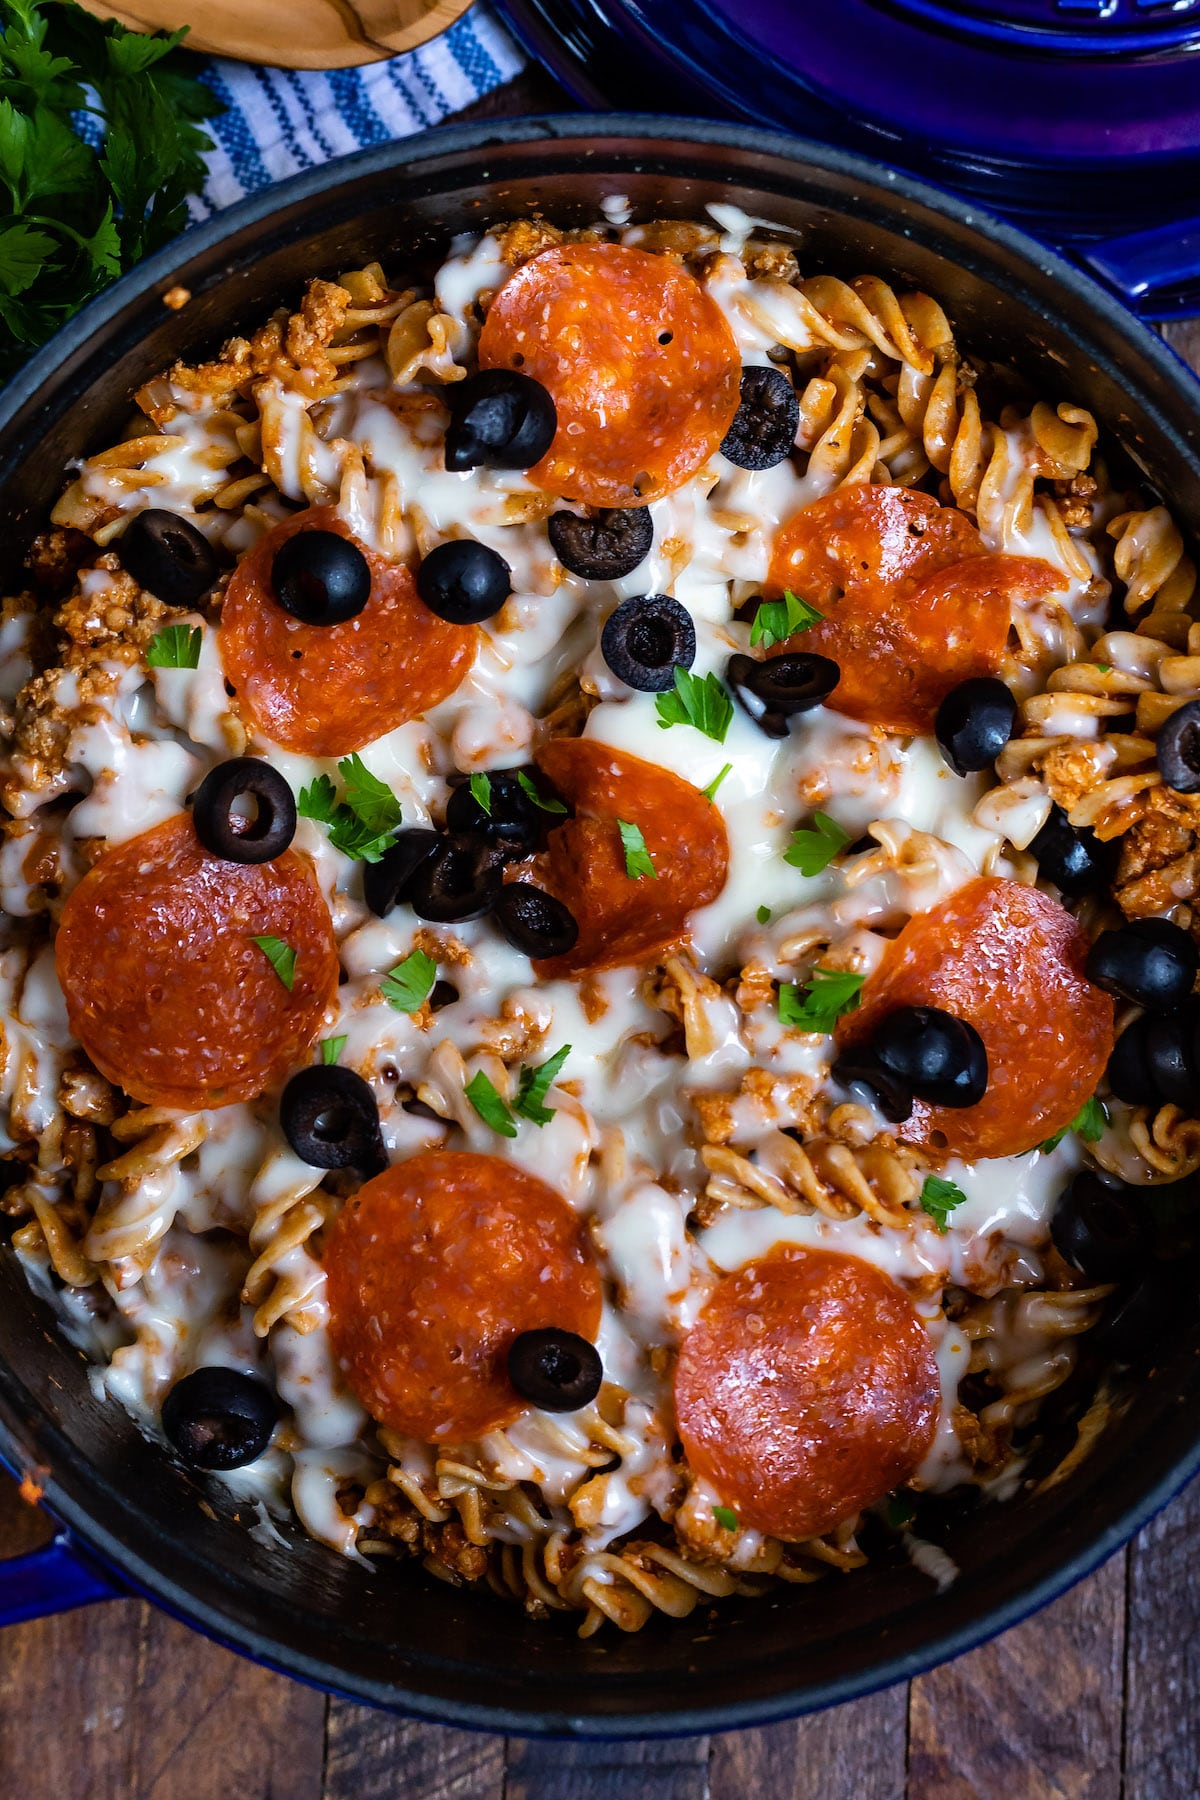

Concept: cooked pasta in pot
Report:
left=1, top=203, right=1195, bottom=1637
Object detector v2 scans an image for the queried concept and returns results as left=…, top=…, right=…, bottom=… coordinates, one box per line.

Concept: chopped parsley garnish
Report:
left=784, top=810, right=850, bottom=877
left=465, top=1069, right=518, bottom=1138
left=618, top=818, right=657, bottom=881
left=757, top=904, right=772, bottom=925
left=320, top=1035, right=347, bottom=1066
left=251, top=934, right=296, bottom=991
left=654, top=666, right=734, bottom=744
left=297, top=755, right=401, bottom=863
left=750, top=589, right=823, bottom=650
left=145, top=623, right=201, bottom=669
left=1040, top=1095, right=1109, bottom=1155
left=469, top=771, right=492, bottom=815
left=1095, top=663, right=1112, bottom=675
left=712, top=1506, right=739, bottom=1532
left=701, top=762, right=732, bottom=803
left=884, top=1492, right=916, bottom=1530
left=919, top=1174, right=968, bottom=1232
left=379, top=948, right=437, bottom=1015
left=778, top=967, right=864, bottom=1034
left=513, top=1044, right=571, bottom=1127
left=516, top=770, right=567, bottom=815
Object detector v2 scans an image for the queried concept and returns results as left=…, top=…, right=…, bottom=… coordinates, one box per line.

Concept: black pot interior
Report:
left=1, top=119, right=1199, bottom=1736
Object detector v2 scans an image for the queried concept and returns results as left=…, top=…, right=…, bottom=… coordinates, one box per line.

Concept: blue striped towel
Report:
left=193, top=1, right=525, bottom=218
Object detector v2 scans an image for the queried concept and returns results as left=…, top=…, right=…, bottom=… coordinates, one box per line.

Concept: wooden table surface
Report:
left=4, top=68, right=1200, bottom=1800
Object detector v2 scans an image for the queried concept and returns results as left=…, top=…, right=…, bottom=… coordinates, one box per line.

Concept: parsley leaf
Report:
left=784, top=811, right=850, bottom=876
left=750, top=589, right=824, bottom=650
left=1095, top=663, right=1112, bottom=675
left=320, top=1035, right=347, bottom=1066
left=1040, top=1095, right=1109, bottom=1155
left=0, top=4, right=221, bottom=375
left=339, top=753, right=401, bottom=836
left=145, top=623, right=201, bottom=669
left=712, top=1506, right=739, bottom=1532
left=513, top=1044, right=571, bottom=1127
left=380, top=949, right=437, bottom=1015
left=465, top=1069, right=518, bottom=1138
left=655, top=666, right=734, bottom=744
left=469, top=771, right=492, bottom=815
left=919, top=1174, right=968, bottom=1232
left=297, top=758, right=400, bottom=863
left=517, top=770, right=567, bottom=815
left=701, top=762, right=732, bottom=803
left=778, top=966, right=864, bottom=1034
left=756, top=904, right=772, bottom=924
left=618, top=818, right=657, bottom=881
left=252, top=934, right=296, bottom=991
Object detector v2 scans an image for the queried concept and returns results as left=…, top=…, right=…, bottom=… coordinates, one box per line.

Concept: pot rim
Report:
left=3, top=110, right=1199, bottom=1736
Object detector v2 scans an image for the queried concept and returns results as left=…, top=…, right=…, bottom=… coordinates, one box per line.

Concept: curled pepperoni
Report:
left=324, top=1151, right=602, bottom=1443
left=767, top=485, right=1066, bottom=733
left=675, top=1246, right=940, bottom=1541
left=221, top=507, right=475, bottom=756
left=838, top=876, right=1115, bottom=1159
left=478, top=243, right=741, bottom=508
left=528, top=738, right=729, bottom=978
left=55, top=815, right=337, bottom=1110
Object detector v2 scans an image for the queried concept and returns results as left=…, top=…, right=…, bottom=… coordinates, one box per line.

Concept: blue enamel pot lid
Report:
left=497, top=0, right=1200, bottom=244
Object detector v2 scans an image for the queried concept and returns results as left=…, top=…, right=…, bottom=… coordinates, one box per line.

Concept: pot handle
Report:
left=0, top=1532, right=119, bottom=1627
left=1078, top=219, right=1200, bottom=321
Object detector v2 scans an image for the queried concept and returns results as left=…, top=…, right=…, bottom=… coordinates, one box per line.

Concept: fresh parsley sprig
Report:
left=0, top=1, right=221, bottom=375
left=919, top=1174, right=968, bottom=1232
left=465, top=1069, right=517, bottom=1138
left=750, top=589, right=823, bottom=650
left=517, top=770, right=567, bottom=816
left=701, top=763, right=732, bottom=803
left=655, top=666, right=734, bottom=744
left=1040, top=1095, right=1109, bottom=1155
left=513, top=1044, right=571, bottom=1127
left=469, top=771, right=492, bottom=815
left=380, top=948, right=437, bottom=1015
left=145, top=623, right=201, bottom=669
left=320, top=1035, right=347, bottom=1065
left=785, top=811, right=850, bottom=877
left=618, top=818, right=656, bottom=881
left=778, top=966, right=864, bottom=1034
left=252, top=934, right=296, bottom=991
left=298, top=754, right=402, bottom=863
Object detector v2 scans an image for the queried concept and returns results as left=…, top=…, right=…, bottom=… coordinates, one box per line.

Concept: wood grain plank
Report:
left=1124, top=1478, right=1200, bottom=1800
left=79, top=0, right=473, bottom=69
left=504, top=1734, right=710, bottom=1800
left=907, top=1551, right=1126, bottom=1800
left=710, top=1687, right=907, bottom=1800
left=126, top=1601, right=326, bottom=1800
left=324, top=1700, right=504, bottom=1800
left=0, top=1596, right=141, bottom=1800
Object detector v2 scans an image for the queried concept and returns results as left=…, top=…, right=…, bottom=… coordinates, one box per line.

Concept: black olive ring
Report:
left=280, top=1065, right=387, bottom=1175
left=192, top=757, right=297, bottom=865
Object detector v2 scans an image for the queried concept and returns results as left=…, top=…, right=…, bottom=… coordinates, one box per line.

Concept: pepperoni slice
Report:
left=766, top=485, right=1065, bottom=733
left=55, top=815, right=337, bottom=1110
left=478, top=243, right=741, bottom=508
left=220, top=507, right=476, bottom=756
left=675, top=1246, right=940, bottom=1541
left=324, top=1151, right=602, bottom=1443
left=838, top=876, right=1115, bottom=1159
left=529, top=738, right=729, bottom=978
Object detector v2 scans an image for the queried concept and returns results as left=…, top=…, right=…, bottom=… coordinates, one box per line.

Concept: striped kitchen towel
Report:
left=193, top=1, right=525, bottom=217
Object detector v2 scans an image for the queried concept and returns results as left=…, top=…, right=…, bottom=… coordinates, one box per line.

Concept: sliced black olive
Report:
left=507, top=1328, right=603, bottom=1412
left=719, top=365, right=800, bottom=471
left=445, top=770, right=544, bottom=857
left=417, top=539, right=511, bottom=625
left=493, top=882, right=579, bottom=959
left=830, top=1047, right=914, bottom=1123
left=271, top=529, right=371, bottom=625
left=548, top=507, right=653, bottom=580
left=1028, top=803, right=1112, bottom=899
left=1050, top=1169, right=1152, bottom=1282
left=934, top=677, right=1018, bottom=777
left=162, top=1367, right=278, bottom=1471
left=117, top=509, right=219, bottom=606
left=872, top=1005, right=989, bottom=1109
left=280, top=1065, right=386, bottom=1175
left=362, top=828, right=442, bottom=918
left=601, top=595, right=696, bottom=693
left=1144, top=1004, right=1200, bottom=1109
left=444, top=369, right=557, bottom=472
left=727, top=651, right=839, bottom=738
left=1105, top=1015, right=1162, bottom=1107
left=1086, top=917, right=1198, bottom=1012
left=192, top=757, right=296, bottom=865
left=1157, top=699, right=1200, bottom=795
left=407, top=832, right=506, bottom=923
